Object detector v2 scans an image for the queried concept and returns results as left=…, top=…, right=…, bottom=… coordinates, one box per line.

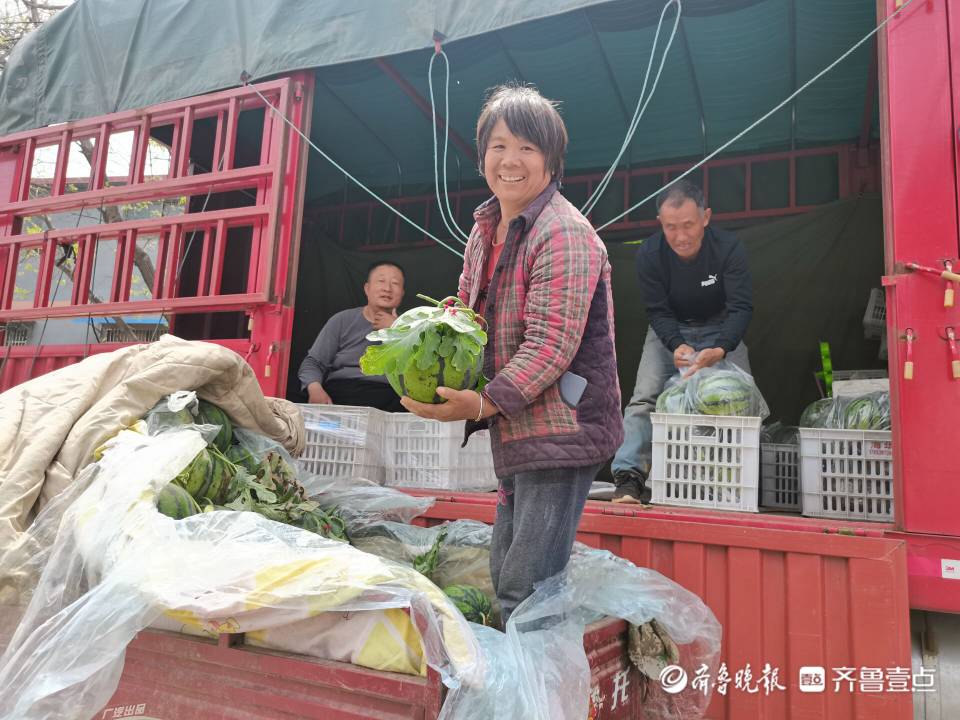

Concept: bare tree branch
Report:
left=0, top=0, right=72, bottom=73
left=76, top=138, right=158, bottom=292
left=18, top=1, right=66, bottom=16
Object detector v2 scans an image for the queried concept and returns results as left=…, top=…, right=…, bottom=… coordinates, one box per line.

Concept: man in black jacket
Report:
left=611, top=180, right=753, bottom=503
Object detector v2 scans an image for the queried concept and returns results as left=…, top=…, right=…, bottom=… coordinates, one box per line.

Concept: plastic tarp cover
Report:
left=0, top=0, right=616, bottom=136
left=0, top=428, right=481, bottom=719
left=0, top=422, right=721, bottom=720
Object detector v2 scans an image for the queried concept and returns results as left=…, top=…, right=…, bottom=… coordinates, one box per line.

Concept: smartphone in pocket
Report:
left=559, top=371, right=588, bottom=407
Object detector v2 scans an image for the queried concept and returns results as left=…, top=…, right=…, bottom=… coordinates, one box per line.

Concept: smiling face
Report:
left=658, top=198, right=712, bottom=261
left=482, top=118, right=553, bottom=219
left=363, top=264, right=404, bottom=312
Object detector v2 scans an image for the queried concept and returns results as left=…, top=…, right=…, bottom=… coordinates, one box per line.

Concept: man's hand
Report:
left=683, top=347, right=726, bottom=378
left=400, top=387, right=499, bottom=422
left=307, top=382, right=333, bottom=404
left=370, top=309, right=397, bottom=330
left=673, top=344, right=696, bottom=371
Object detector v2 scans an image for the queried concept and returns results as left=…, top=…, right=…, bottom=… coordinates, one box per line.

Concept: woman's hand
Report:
left=400, top=388, right=498, bottom=422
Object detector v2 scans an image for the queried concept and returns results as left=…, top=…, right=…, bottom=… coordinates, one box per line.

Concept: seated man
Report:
left=612, top=181, right=753, bottom=503
left=298, top=261, right=405, bottom=411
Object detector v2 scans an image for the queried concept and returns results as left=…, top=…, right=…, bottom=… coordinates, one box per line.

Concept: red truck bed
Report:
left=99, top=618, right=640, bottom=720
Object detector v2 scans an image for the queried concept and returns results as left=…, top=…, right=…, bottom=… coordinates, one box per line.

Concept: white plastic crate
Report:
left=799, top=428, right=894, bottom=522
left=296, top=404, right=386, bottom=484
left=651, top=413, right=761, bottom=512
left=760, top=443, right=800, bottom=511
left=383, top=415, right=498, bottom=492
left=862, top=287, right=886, bottom=339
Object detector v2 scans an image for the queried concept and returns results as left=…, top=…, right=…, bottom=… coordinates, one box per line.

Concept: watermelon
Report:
left=443, top=584, right=493, bottom=626
left=361, top=295, right=487, bottom=404
left=197, top=400, right=233, bottom=453
left=800, top=397, right=833, bottom=428
left=157, top=482, right=201, bottom=519
left=840, top=392, right=890, bottom=430
left=390, top=349, right=482, bottom=404
left=694, top=371, right=756, bottom=416
left=226, top=443, right=260, bottom=475
left=173, top=447, right=233, bottom=504
left=655, top=382, right=689, bottom=414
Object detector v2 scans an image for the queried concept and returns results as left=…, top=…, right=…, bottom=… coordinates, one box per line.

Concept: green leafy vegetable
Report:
left=360, top=295, right=487, bottom=403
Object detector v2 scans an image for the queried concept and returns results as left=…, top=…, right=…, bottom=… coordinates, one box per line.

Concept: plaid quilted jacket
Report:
left=458, top=183, right=623, bottom=476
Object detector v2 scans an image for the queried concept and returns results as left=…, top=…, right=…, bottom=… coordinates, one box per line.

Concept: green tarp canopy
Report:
left=1, top=0, right=879, bottom=197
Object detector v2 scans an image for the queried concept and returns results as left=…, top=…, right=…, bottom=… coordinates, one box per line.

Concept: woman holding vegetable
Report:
left=401, top=84, right=623, bottom=625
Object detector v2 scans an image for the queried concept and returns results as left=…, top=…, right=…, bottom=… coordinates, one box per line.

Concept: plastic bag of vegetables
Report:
left=655, top=358, right=769, bottom=419
left=360, top=295, right=487, bottom=403
left=799, top=391, right=890, bottom=430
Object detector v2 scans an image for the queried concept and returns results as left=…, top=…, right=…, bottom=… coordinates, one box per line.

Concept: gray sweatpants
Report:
left=490, top=463, right=601, bottom=626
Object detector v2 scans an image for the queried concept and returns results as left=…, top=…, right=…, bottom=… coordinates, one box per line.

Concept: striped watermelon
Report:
left=173, top=448, right=233, bottom=504
left=157, top=482, right=201, bottom=519
left=443, top=584, right=492, bottom=626
left=694, top=372, right=756, bottom=416
left=800, top=397, right=835, bottom=427
left=197, top=400, right=233, bottom=453
left=391, top=356, right=482, bottom=404
left=656, top=382, right=689, bottom=413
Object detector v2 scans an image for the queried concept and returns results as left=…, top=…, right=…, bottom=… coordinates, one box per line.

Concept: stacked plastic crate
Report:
left=296, top=404, right=498, bottom=492
left=382, top=415, right=498, bottom=492
left=651, top=413, right=761, bottom=512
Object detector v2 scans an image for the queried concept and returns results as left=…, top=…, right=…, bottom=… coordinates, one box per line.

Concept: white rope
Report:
left=247, top=84, right=465, bottom=259
left=581, top=0, right=682, bottom=217
left=428, top=50, right=471, bottom=244
left=596, top=0, right=918, bottom=232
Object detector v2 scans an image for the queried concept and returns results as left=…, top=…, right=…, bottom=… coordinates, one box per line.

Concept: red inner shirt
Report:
left=486, top=240, right=505, bottom=281
left=478, top=240, right=505, bottom=318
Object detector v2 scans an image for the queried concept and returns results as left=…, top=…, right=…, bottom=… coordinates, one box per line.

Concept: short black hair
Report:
left=366, top=261, right=405, bottom=282
left=476, top=83, right=568, bottom=181
left=656, top=180, right=706, bottom=211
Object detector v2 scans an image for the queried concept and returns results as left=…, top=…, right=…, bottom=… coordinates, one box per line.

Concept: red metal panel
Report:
left=887, top=531, right=960, bottom=613
left=1, top=165, right=273, bottom=218
left=878, top=0, right=960, bottom=538
left=246, top=73, right=314, bottom=398
left=100, top=619, right=634, bottom=720
left=0, top=339, right=252, bottom=393
left=413, top=495, right=912, bottom=720
left=309, top=145, right=860, bottom=248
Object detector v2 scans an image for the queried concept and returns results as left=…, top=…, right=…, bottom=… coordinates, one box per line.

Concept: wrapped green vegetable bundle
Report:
left=360, top=295, right=487, bottom=403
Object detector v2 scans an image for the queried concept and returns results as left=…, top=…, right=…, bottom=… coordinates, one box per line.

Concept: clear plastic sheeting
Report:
left=0, top=428, right=480, bottom=720
left=656, top=359, right=770, bottom=420
left=0, top=425, right=721, bottom=720
left=353, top=518, right=722, bottom=719
left=761, top=421, right=800, bottom=445
left=799, top=391, right=891, bottom=430
left=304, top=475, right=435, bottom=530
left=351, top=520, right=501, bottom=624
left=440, top=545, right=722, bottom=720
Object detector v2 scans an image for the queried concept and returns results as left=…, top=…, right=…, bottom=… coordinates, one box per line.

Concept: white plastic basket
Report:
left=383, top=415, right=498, bottom=492
left=651, top=413, right=761, bottom=512
left=862, top=287, right=886, bottom=339
left=799, top=428, right=894, bottom=521
left=296, top=404, right=386, bottom=484
left=760, top=443, right=800, bottom=511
